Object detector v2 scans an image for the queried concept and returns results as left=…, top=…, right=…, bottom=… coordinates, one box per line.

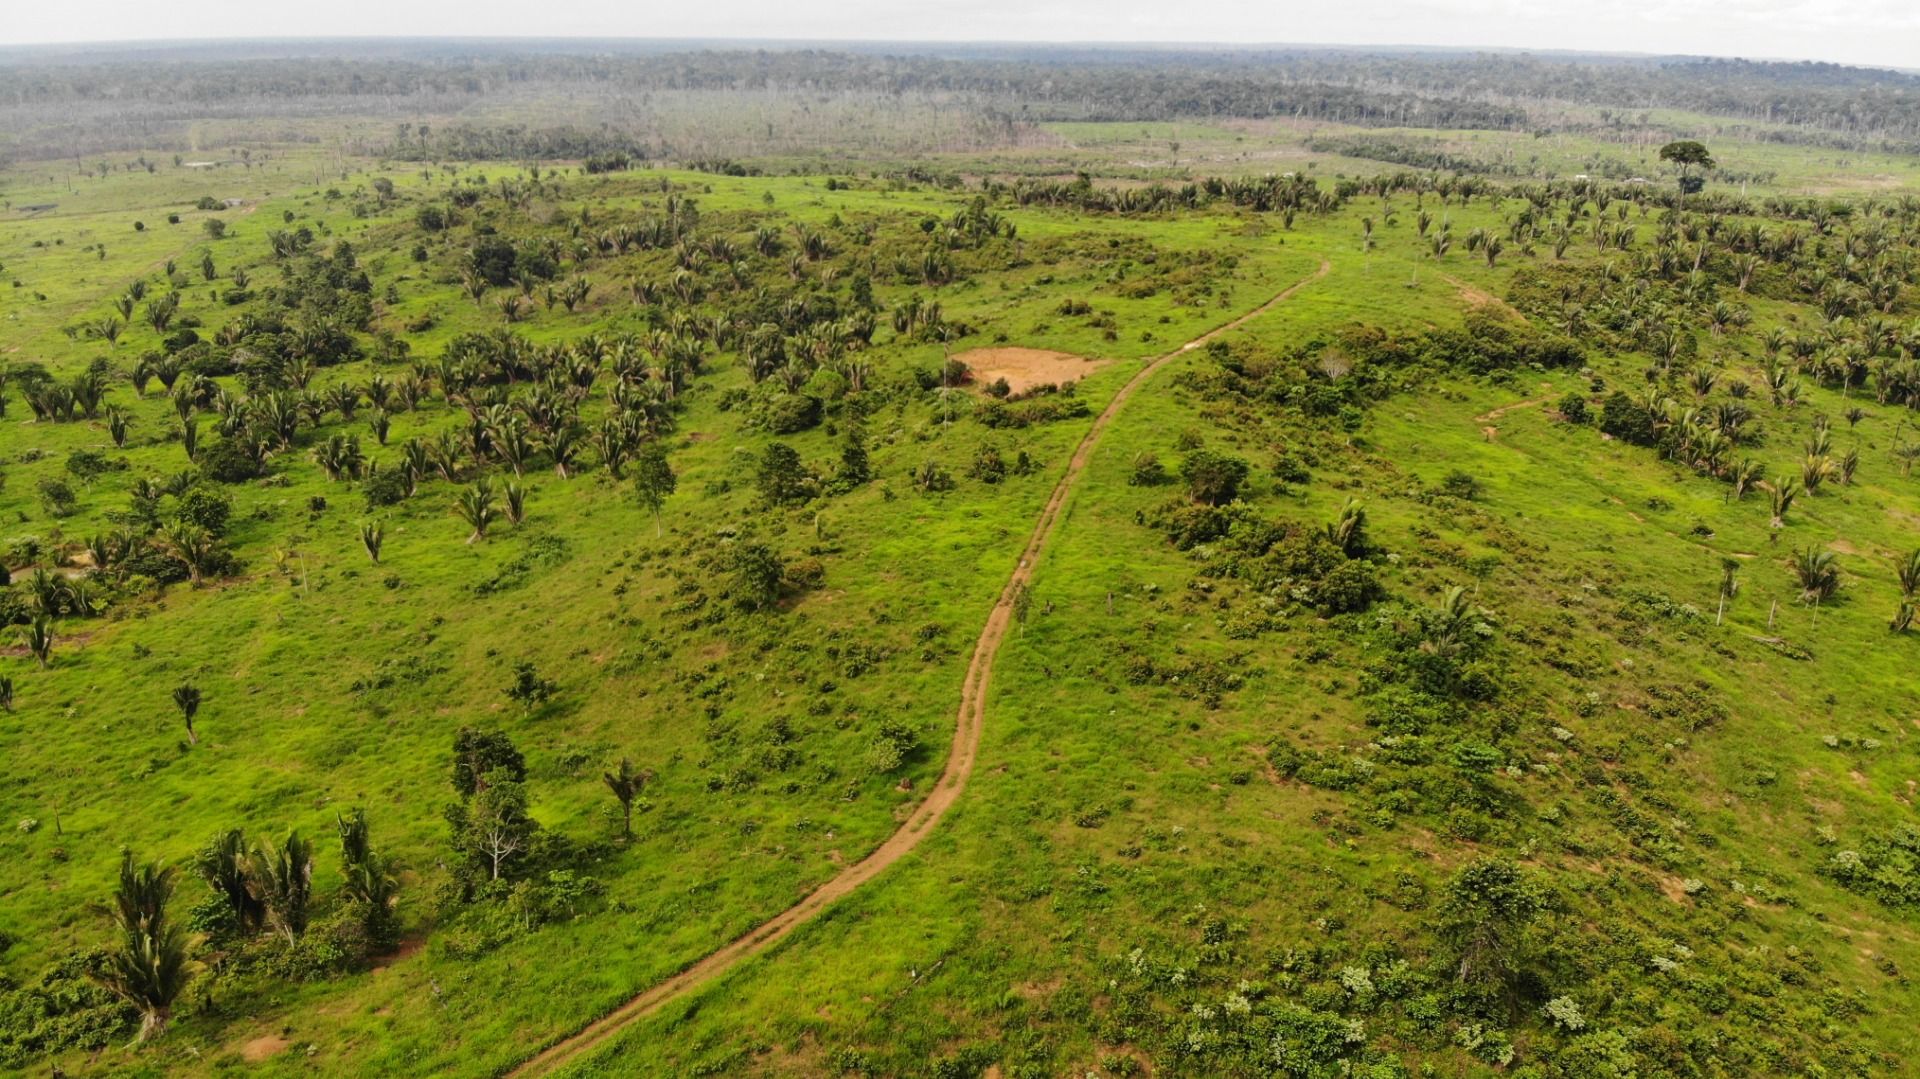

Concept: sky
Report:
left=8, top=0, right=1919, bottom=71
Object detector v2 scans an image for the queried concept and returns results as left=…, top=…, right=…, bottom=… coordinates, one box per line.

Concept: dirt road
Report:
left=505, top=257, right=1331, bottom=1077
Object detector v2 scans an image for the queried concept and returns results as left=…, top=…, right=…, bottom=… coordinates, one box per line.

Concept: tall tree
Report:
left=1658, top=140, right=1715, bottom=196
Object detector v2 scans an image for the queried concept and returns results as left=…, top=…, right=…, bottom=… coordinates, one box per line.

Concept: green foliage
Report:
left=1180, top=449, right=1249, bottom=505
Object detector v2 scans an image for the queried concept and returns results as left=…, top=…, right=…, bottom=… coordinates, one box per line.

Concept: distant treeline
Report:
left=386, top=124, right=646, bottom=163
left=6, top=45, right=1920, bottom=162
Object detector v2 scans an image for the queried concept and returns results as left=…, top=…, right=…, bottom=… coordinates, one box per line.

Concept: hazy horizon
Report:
left=6, top=0, right=1917, bottom=71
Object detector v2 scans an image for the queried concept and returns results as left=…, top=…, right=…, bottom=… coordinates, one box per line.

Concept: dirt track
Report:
left=505, top=257, right=1332, bottom=1077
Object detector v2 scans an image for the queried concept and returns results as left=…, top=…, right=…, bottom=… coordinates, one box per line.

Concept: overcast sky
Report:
left=9, top=0, right=1919, bottom=70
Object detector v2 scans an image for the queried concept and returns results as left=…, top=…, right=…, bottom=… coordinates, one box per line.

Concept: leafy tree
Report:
left=1658, top=140, right=1715, bottom=195
left=93, top=853, right=196, bottom=1041
left=756, top=442, right=810, bottom=504
left=728, top=541, right=785, bottom=611
left=1181, top=449, right=1249, bottom=505
left=451, top=727, right=526, bottom=797
left=505, top=660, right=557, bottom=712
left=1438, top=858, right=1548, bottom=1016
left=632, top=442, right=677, bottom=535
left=1129, top=452, right=1167, bottom=486
left=602, top=758, right=651, bottom=841
left=455, top=780, right=533, bottom=882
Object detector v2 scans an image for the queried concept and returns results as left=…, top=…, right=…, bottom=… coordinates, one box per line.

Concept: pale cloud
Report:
left=6, top=0, right=1918, bottom=69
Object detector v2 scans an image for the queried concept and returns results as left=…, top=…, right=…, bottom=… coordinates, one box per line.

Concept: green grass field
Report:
left=2, top=135, right=1918, bottom=1078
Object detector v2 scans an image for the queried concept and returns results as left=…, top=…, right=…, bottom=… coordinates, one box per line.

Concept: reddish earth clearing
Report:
left=954, top=347, right=1108, bottom=394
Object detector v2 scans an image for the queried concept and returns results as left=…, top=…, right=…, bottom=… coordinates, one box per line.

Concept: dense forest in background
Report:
left=4, top=42, right=1920, bottom=162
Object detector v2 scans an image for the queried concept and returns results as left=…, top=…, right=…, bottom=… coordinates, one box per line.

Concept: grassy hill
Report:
left=0, top=147, right=1917, bottom=1077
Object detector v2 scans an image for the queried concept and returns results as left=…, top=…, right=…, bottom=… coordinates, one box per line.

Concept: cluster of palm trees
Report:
left=88, top=809, right=401, bottom=1043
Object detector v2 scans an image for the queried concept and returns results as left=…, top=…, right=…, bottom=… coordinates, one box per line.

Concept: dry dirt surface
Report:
left=505, top=258, right=1332, bottom=1077
left=954, top=347, right=1108, bottom=395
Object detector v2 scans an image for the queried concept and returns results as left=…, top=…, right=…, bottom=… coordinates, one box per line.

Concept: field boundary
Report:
left=504, top=256, right=1331, bottom=1077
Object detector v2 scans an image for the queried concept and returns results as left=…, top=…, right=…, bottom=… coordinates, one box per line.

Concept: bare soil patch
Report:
left=242, top=1034, right=292, bottom=1062
left=954, top=347, right=1108, bottom=395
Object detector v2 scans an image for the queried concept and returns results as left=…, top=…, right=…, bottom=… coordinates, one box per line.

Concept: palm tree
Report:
left=503, top=481, right=527, bottom=526
left=159, top=520, right=220, bottom=583
left=194, top=829, right=264, bottom=934
left=1898, top=549, right=1920, bottom=599
left=1324, top=499, right=1368, bottom=557
left=1421, top=586, right=1477, bottom=659
left=456, top=479, right=496, bottom=544
left=602, top=758, right=651, bottom=841
left=1716, top=559, right=1740, bottom=625
left=247, top=832, right=313, bottom=946
left=1769, top=477, right=1799, bottom=529
left=172, top=683, right=201, bottom=745
left=337, top=809, right=400, bottom=948
left=361, top=521, right=384, bottom=565
left=1791, top=547, right=1841, bottom=608
left=20, top=616, right=53, bottom=669
left=94, top=853, right=196, bottom=1042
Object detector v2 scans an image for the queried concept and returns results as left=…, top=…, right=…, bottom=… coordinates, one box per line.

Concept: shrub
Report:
left=1181, top=450, right=1249, bottom=505
left=196, top=439, right=264, bottom=483
left=728, top=542, right=785, bottom=611
left=1128, top=453, right=1167, bottom=487
left=1439, top=470, right=1481, bottom=500
left=1598, top=391, right=1656, bottom=445
left=1556, top=392, right=1589, bottom=423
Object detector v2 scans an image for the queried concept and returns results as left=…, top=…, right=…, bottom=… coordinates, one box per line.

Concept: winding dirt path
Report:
left=506, top=257, right=1332, bottom=1077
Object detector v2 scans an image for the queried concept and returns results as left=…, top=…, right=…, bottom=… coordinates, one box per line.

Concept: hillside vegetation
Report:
left=0, top=120, right=1918, bottom=1078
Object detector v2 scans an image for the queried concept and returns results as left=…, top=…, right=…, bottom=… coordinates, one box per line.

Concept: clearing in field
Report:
left=955, top=346, right=1107, bottom=394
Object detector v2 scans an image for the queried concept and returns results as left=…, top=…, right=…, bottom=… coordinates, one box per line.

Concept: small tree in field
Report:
left=1658, top=140, right=1715, bottom=196
left=505, top=660, right=556, bottom=712
left=632, top=442, right=677, bottom=536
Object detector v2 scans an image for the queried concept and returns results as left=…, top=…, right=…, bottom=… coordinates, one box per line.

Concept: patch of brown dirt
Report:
left=242, top=1034, right=291, bottom=1062
left=371, top=935, right=426, bottom=973
left=954, top=347, right=1108, bottom=395
left=1441, top=273, right=1523, bottom=319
